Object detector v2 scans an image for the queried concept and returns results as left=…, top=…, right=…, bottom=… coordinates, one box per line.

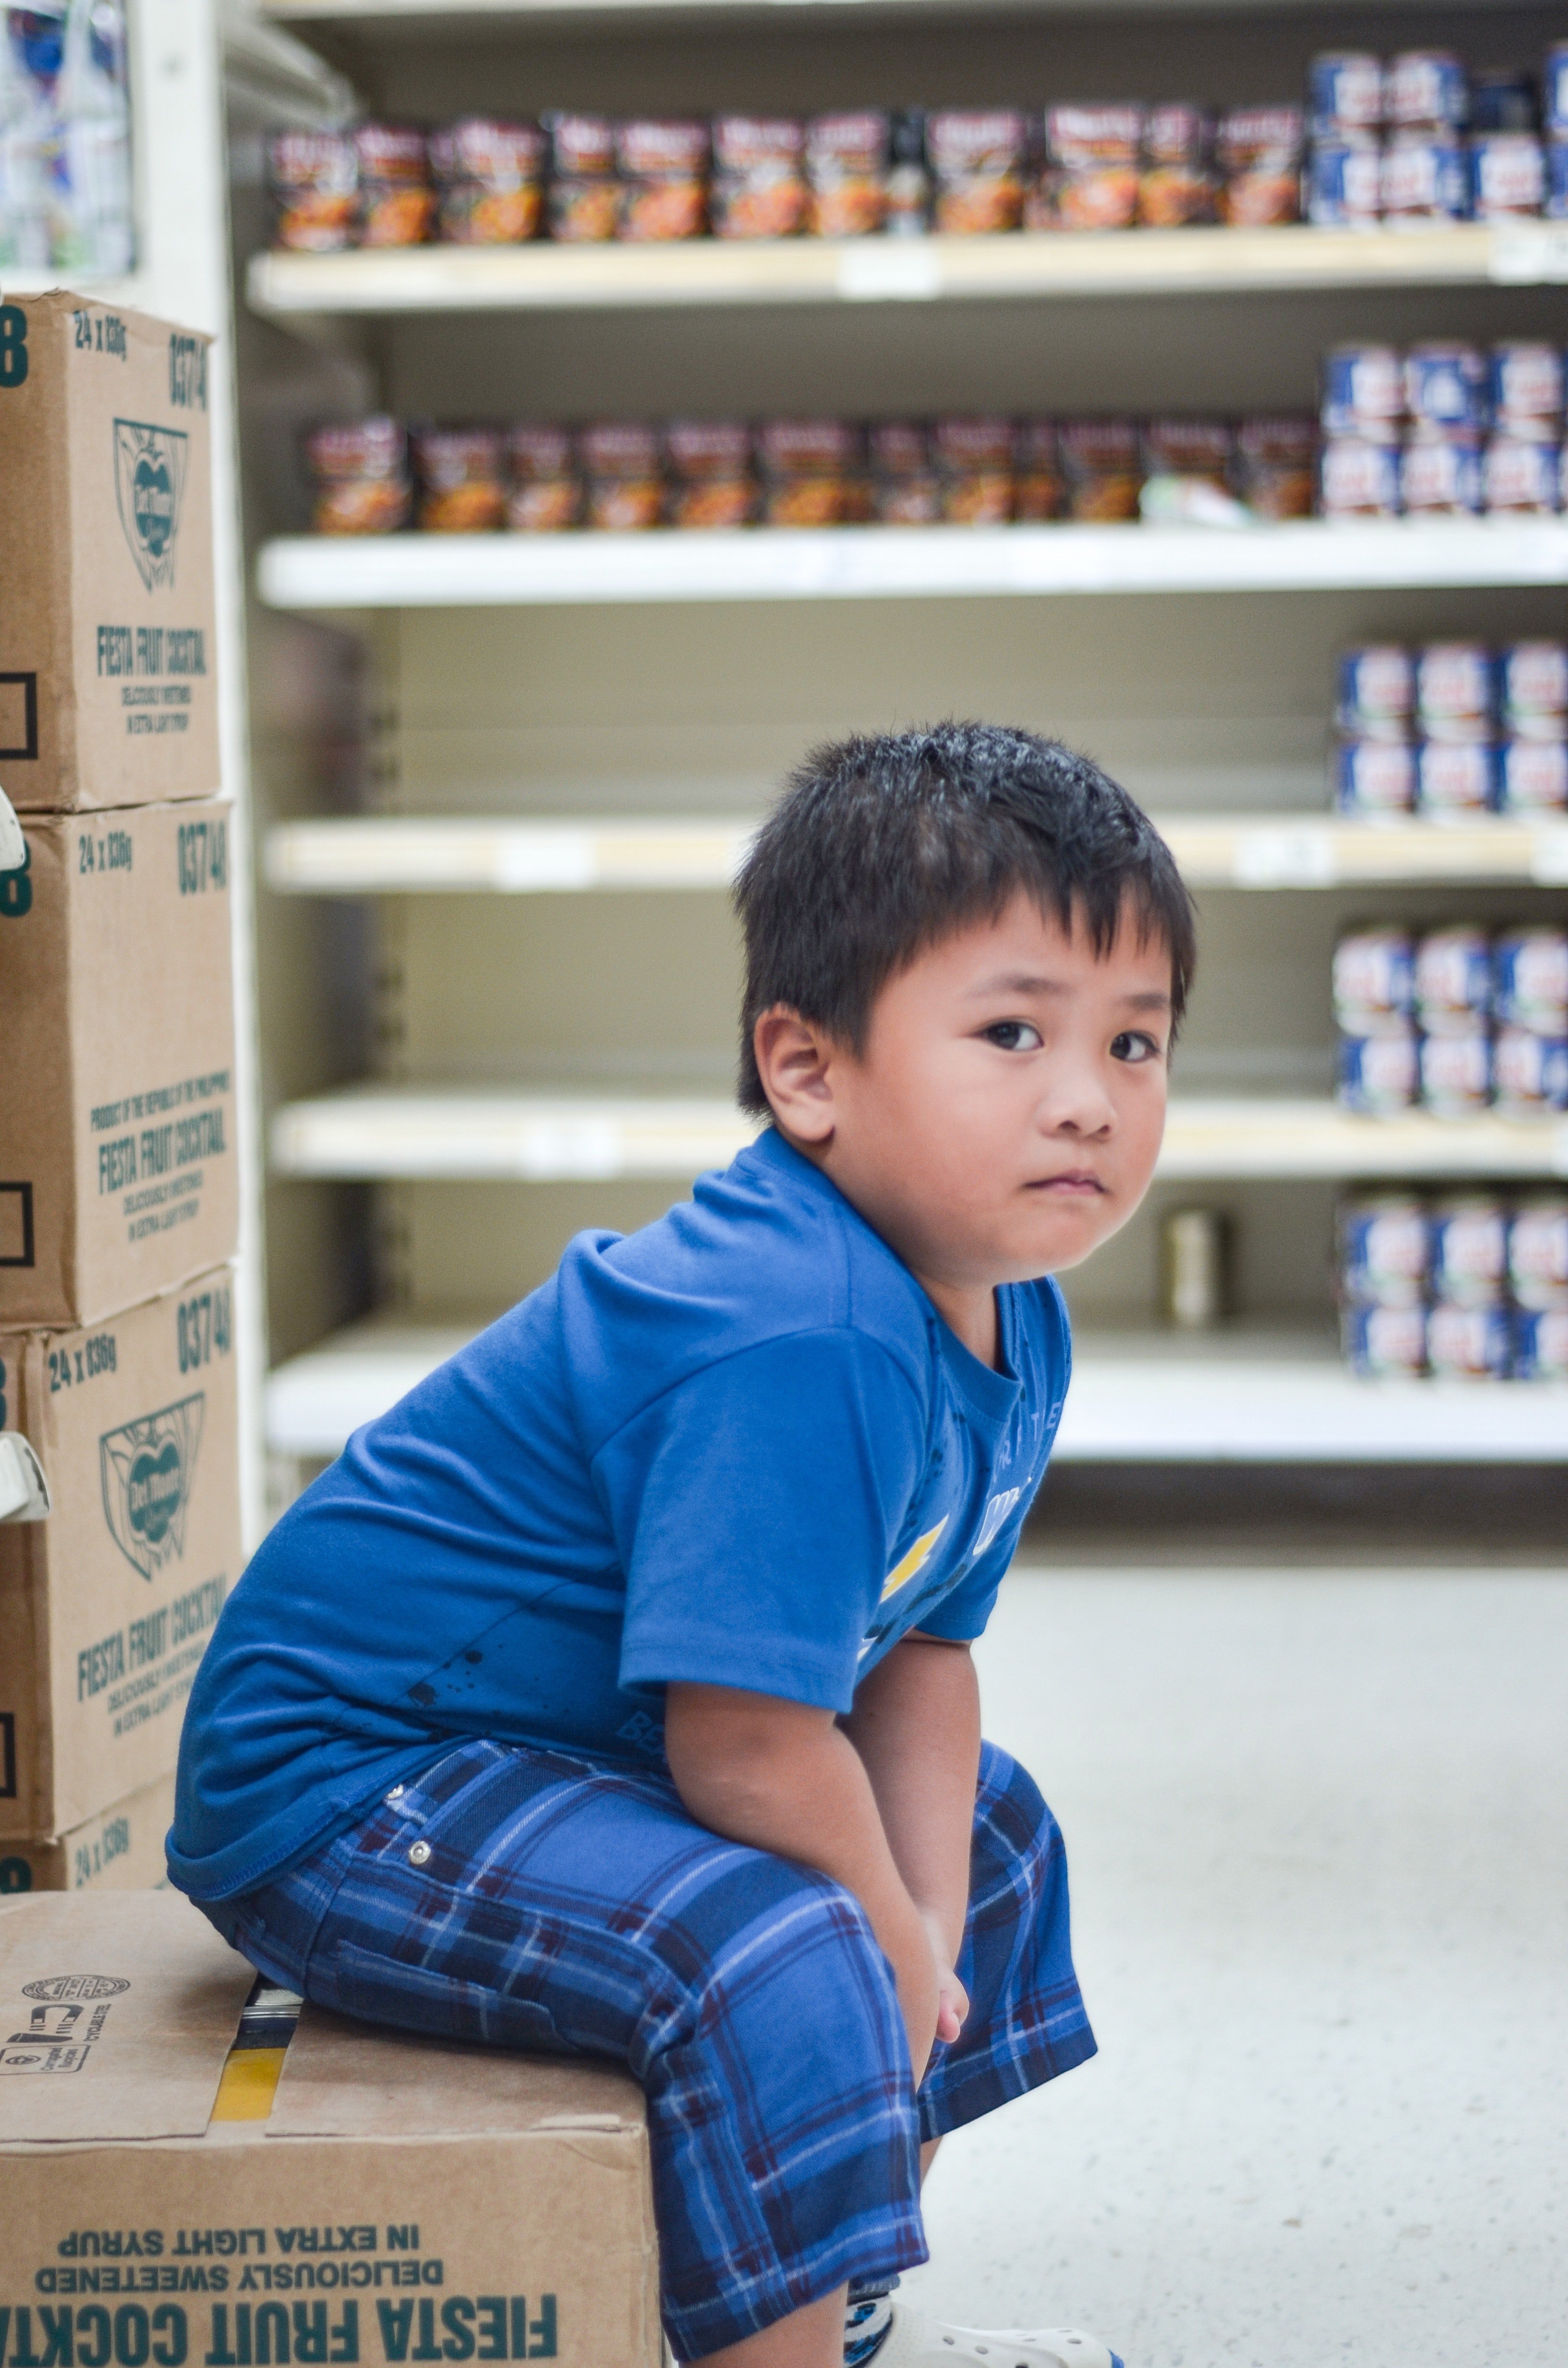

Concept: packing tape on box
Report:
left=0, top=1430, right=50, bottom=1521
left=0, top=786, right=24, bottom=873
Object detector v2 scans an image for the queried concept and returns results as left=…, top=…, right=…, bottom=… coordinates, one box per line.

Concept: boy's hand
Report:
left=923, top=1911, right=969, bottom=2047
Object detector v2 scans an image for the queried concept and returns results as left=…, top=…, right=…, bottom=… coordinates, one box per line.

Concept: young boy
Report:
left=170, top=724, right=1194, bottom=2368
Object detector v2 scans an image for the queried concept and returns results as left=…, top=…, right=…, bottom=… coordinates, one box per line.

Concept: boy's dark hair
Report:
left=734, top=722, right=1197, bottom=1117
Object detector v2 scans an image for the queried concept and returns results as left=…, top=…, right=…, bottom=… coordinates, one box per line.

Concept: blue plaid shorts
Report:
left=205, top=1736, right=1094, bottom=2362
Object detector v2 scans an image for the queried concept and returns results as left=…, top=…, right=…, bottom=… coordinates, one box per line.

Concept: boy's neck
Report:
left=909, top=1272, right=1001, bottom=1371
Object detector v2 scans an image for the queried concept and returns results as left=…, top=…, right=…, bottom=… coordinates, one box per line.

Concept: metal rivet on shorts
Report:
left=408, top=1840, right=431, bottom=1866
left=385, top=1785, right=405, bottom=1803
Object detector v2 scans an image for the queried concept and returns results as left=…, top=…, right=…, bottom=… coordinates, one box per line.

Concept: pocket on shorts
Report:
left=331, top=1938, right=578, bottom=2056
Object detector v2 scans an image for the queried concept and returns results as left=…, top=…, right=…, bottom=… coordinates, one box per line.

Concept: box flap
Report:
left=269, top=2003, right=647, bottom=2139
left=0, top=1892, right=254, bottom=2141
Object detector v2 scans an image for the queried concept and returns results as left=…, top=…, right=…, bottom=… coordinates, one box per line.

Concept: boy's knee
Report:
left=974, top=1743, right=1063, bottom=1874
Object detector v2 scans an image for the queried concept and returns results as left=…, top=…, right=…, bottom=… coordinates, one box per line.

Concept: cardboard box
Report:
left=0, top=1895, right=663, bottom=2368
left=0, top=292, right=218, bottom=813
left=0, top=1270, right=241, bottom=1838
left=0, top=1769, right=174, bottom=1898
left=0, top=797, right=238, bottom=1327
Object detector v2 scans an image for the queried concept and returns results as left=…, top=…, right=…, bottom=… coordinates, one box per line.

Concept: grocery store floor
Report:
left=906, top=1556, right=1568, bottom=2368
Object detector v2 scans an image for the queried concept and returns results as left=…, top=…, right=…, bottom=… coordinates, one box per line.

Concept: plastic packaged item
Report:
left=504, top=425, right=580, bottom=532
left=1232, top=415, right=1317, bottom=519
left=1137, top=104, right=1215, bottom=226
left=1489, top=342, right=1564, bottom=432
left=1308, top=134, right=1383, bottom=227
left=1319, top=436, right=1401, bottom=518
left=304, top=418, right=413, bottom=535
left=1335, top=740, right=1417, bottom=816
left=1494, top=926, right=1568, bottom=1029
left=1321, top=344, right=1405, bottom=438
left=354, top=124, right=434, bottom=247
left=1515, top=1305, right=1568, bottom=1379
left=1337, top=644, right=1415, bottom=740
left=663, top=419, right=754, bottom=528
left=1471, top=73, right=1538, bottom=136
left=1416, top=740, right=1497, bottom=812
left=1500, top=639, right=1568, bottom=726
left=869, top=422, right=940, bottom=524
left=1508, top=1195, right=1568, bottom=1308
left=429, top=118, right=544, bottom=245
left=0, top=7, right=59, bottom=271
left=49, top=0, right=133, bottom=274
left=1309, top=53, right=1384, bottom=135
left=756, top=418, right=862, bottom=525
left=1493, top=1025, right=1568, bottom=1114
left=928, top=109, right=1026, bottom=234
left=1400, top=434, right=1484, bottom=518
left=1012, top=419, right=1065, bottom=521
left=615, top=118, right=708, bottom=241
left=1059, top=419, right=1142, bottom=522
left=1416, top=925, right=1492, bottom=1027
left=269, top=131, right=357, bottom=253
left=1140, top=418, right=1232, bottom=493
left=1405, top=342, right=1489, bottom=433
left=1380, top=132, right=1470, bottom=222
left=1215, top=105, right=1303, bottom=224
left=1338, top=1021, right=1421, bottom=1113
left=410, top=426, right=507, bottom=532
left=1160, top=1207, right=1229, bottom=1329
left=1334, top=926, right=1416, bottom=1021
left=882, top=111, right=930, bottom=236
left=578, top=420, right=663, bottom=529
left=1338, top=1191, right=1429, bottom=1307
left=545, top=113, right=617, bottom=242
left=931, top=415, right=1014, bottom=523
left=709, top=117, right=805, bottom=240
left=1342, top=1301, right=1427, bottom=1378
left=1419, top=1024, right=1493, bottom=1115
left=1387, top=51, right=1469, bottom=132
left=1429, top=1194, right=1507, bottom=1306
left=1426, top=1302, right=1512, bottom=1378
left=1030, top=104, right=1142, bottom=231
left=804, top=112, right=888, bottom=237
left=1497, top=739, right=1568, bottom=812
left=1417, top=641, right=1494, bottom=736
left=1483, top=435, right=1561, bottom=514
left=1470, top=131, right=1546, bottom=218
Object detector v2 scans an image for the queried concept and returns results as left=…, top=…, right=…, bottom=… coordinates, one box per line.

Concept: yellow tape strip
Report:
left=211, top=2047, right=288, bottom=2122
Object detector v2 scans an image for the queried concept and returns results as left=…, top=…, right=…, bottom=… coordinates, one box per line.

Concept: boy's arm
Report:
left=664, top=1682, right=946, bottom=2076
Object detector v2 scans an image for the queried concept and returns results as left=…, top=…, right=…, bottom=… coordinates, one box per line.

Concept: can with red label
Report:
left=1322, top=344, right=1405, bottom=438
left=1320, top=438, right=1401, bottom=518
left=1339, top=1022, right=1421, bottom=1113
left=1406, top=343, right=1490, bottom=433
left=1497, top=739, right=1568, bottom=813
left=1489, top=343, right=1564, bottom=433
left=1308, top=135, right=1383, bottom=226
left=1416, top=740, right=1498, bottom=813
left=1401, top=435, right=1484, bottom=517
left=1509, top=1195, right=1568, bottom=1308
left=1338, top=1192, right=1429, bottom=1307
left=1427, top=1301, right=1512, bottom=1378
left=1416, top=925, right=1492, bottom=1027
left=1334, top=927, right=1416, bottom=1022
left=1494, top=1027, right=1568, bottom=1116
left=1337, top=645, right=1415, bottom=739
left=1335, top=739, right=1417, bottom=815
left=1416, top=641, right=1495, bottom=736
left=1500, top=640, right=1568, bottom=726
left=1514, top=1307, right=1568, bottom=1379
left=1381, top=134, right=1469, bottom=221
left=1419, top=1024, right=1493, bottom=1116
left=1341, top=1301, right=1426, bottom=1378
left=1310, top=53, right=1384, bottom=135
left=1494, top=927, right=1568, bottom=1030
left=1429, top=1193, right=1508, bottom=1306
left=1483, top=436, right=1561, bottom=514
left=1387, top=51, right=1469, bottom=132
left=1470, top=132, right=1546, bottom=218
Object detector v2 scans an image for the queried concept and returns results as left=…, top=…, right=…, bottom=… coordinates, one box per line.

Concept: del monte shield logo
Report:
left=99, top=1394, right=204, bottom=1581
left=112, top=418, right=189, bottom=592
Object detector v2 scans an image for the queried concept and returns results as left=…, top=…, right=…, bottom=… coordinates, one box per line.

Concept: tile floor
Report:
left=904, top=1567, right=1568, bottom=2368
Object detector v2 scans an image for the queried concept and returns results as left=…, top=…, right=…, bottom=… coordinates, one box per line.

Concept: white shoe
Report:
left=875, top=2301, right=1124, bottom=2368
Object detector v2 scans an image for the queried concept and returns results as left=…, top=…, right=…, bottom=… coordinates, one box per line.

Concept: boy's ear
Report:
left=752, top=1005, right=838, bottom=1144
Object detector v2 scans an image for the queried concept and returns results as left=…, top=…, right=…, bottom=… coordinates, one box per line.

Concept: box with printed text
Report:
left=0, top=1768, right=174, bottom=1900
left=0, top=292, right=218, bottom=814
left=0, top=1270, right=240, bottom=1838
left=0, top=797, right=237, bottom=1327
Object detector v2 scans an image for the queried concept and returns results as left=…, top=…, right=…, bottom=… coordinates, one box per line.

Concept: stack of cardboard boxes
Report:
left=0, top=294, right=241, bottom=1899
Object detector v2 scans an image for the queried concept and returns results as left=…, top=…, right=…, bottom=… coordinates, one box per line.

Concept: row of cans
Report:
left=1309, top=48, right=1568, bottom=136
left=1320, top=432, right=1567, bottom=519
left=1338, top=1023, right=1568, bottom=1117
left=1333, top=926, right=1568, bottom=1031
left=1322, top=343, right=1564, bottom=440
left=1343, top=1300, right=1568, bottom=1380
left=1307, top=130, right=1565, bottom=226
left=1334, top=738, right=1568, bottom=817
left=1339, top=1190, right=1568, bottom=1308
left=1337, top=641, right=1566, bottom=740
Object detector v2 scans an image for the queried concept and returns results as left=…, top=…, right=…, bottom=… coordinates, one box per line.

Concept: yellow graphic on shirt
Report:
left=880, top=1517, right=950, bottom=1603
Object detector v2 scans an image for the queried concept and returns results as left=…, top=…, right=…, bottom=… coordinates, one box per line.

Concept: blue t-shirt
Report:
left=168, top=1130, right=1071, bottom=1901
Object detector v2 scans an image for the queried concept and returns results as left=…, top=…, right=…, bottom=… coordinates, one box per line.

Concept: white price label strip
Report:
left=1231, top=826, right=1339, bottom=888
left=1490, top=223, right=1568, bottom=284
left=1529, top=827, right=1568, bottom=886
left=835, top=246, right=943, bottom=302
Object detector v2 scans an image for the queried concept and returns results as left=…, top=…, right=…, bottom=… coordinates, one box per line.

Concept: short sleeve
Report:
left=596, top=1330, right=927, bottom=1713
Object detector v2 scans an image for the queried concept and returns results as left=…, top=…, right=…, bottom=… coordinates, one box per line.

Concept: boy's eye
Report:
left=1111, top=1030, right=1164, bottom=1064
left=982, top=1020, right=1043, bottom=1052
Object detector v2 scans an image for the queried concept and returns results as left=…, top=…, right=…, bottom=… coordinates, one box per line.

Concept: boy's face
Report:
left=760, top=891, right=1172, bottom=1295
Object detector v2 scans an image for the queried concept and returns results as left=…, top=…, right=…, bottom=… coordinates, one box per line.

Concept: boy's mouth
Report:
left=1028, top=1170, right=1109, bottom=1196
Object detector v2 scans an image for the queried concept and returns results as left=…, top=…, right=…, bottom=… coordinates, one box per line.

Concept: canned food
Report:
left=1059, top=419, right=1143, bottom=522
left=1405, top=342, right=1490, bottom=433
left=1337, top=644, right=1415, bottom=738
left=1335, top=739, right=1417, bottom=815
left=928, top=109, right=1028, bottom=234
left=1419, top=1024, right=1493, bottom=1115
left=1141, top=419, right=1233, bottom=485
left=1429, top=1194, right=1507, bottom=1306
left=1386, top=51, right=1469, bottom=132
left=1338, top=1022, right=1421, bottom=1113
left=1495, top=1026, right=1568, bottom=1114
left=411, top=427, right=508, bottom=533
left=883, top=110, right=931, bottom=237
left=804, top=112, right=889, bottom=237
left=1499, top=639, right=1568, bottom=722
left=544, top=113, right=617, bottom=244
left=1380, top=133, right=1469, bottom=222
left=1031, top=105, right=1141, bottom=231
left=1417, top=641, right=1495, bottom=733
left=1137, top=104, right=1216, bottom=227
left=1334, top=927, right=1415, bottom=1019
left=1548, top=138, right=1568, bottom=220
left=1426, top=1302, right=1512, bottom=1379
left=269, top=131, right=357, bottom=253
left=354, top=125, right=435, bottom=247
left=1416, top=740, right=1498, bottom=813
left=664, top=421, right=755, bottom=529
left=615, top=119, right=708, bottom=241
left=579, top=419, right=662, bottom=530
left=1497, top=738, right=1568, bottom=812
left=1307, top=136, right=1383, bottom=227
left=428, top=119, right=544, bottom=246
left=1494, top=926, right=1568, bottom=1028
left=710, top=117, right=806, bottom=241
left=1322, top=344, right=1404, bottom=438
left=1160, top=1207, right=1229, bottom=1330
left=1483, top=436, right=1561, bottom=514
left=931, top=416, right=1015, bottom=522
left=1319, top=437, right=1400, bottom=518
left=1341, top=1301, right=1426, bottom=1378
left=1514, top=1306, right=1568, bottom=1379
left=1489, top=343, right=1564, bottom=432
left=1214, top=106, right=1303, bottom=225
left=1470, top=132, right=1546, bottom=219
left=1509, top=1196, right=1568, bottom=1307
left=1233, top=415, right=1317, bottom=518
left=1338, top=1192, right=1429, bottom=1307
left=1548, top=43, right=1568, bottom=136
left=1310, top=53, right=1384, bottom=134
left=304, top=417, right=412, bottom=535
left=1415, top=925, right=1492, bottom=1025
left=1401, top=435, right=1484, bottom=518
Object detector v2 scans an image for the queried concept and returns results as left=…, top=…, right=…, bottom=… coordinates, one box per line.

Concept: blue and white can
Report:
left=1310, top=52, right=1384, bottom=134
left=1550, top=137, right=1568, bottom=219
left=1416, top=640, right=1495, bottom=734
left=1483, top=435, right=1561, bottom=513
left=1320, top=437, right=1401, bottom=517
left=1471, top=73, right=1537, bottom=136
left=1387, top=50, right=1469, bottom=131
left=1426, top=1301, right=1512, bottom=1379
left=1419, top=1024, right=1492, bottom=1115
left=1416, top=740, right=1498, bottom=812
left=1401, top=435, right=1484, bottom=516
left=1380, top=133, right=1469, bottom=220
left=1405, top=342, right=1490, bottom=432
left=1338, top=1191, right=1429, bottom=1307
left=1334, top=927, right=1415, bottom=1020
left=1500, top=638, right=1568, bottom=723
left=1339, top=1021, right=1420, bottom=1113
left=1308, top=136, right=1384, bottom=225
left=1336, top=643, right=1415, bottom=738
left=1494, top=927, right=1568, bottom=1029
left=1321, top=344, right=1405, bottom=437
left=1335, top=739, right=1417, bottom=814
left=1547, top=44, right=1568, bottom=135
left=1514, top=1307, right=1568, bottom=1380
left=1489, top=343, right=1564, bottom=432
left=1341, top=1301, right=1426, bottom=1378
left=1429, top=1193, right=1508, bottom=1306
left=1509, top=1195, right=1568, bottom=1309
left=1416, top=925, right=1492, bottom=1025
left=1470, top=131, right=1546, bottom=218
left=1497, top=739, right=1568, bottom=813
left=1493, top=1026, right=1568, bottom=1115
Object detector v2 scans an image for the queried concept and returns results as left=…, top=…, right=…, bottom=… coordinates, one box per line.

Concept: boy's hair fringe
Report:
left=733, top=721, right=1197, bottom=1117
